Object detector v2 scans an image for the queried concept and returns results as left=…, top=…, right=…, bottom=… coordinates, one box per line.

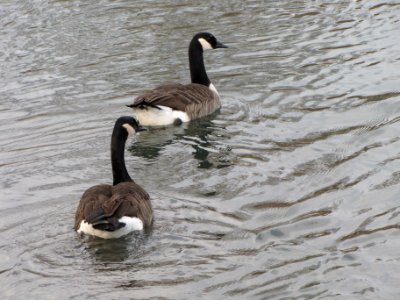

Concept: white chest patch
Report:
left=209, top=83, right=219, bottom=96
left=132, top=105, right=190, bottom=126
left=77, top=216, right=144, bottom=239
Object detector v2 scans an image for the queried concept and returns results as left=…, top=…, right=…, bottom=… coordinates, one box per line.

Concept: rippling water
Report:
left=1, top=0, right=400, bottom=299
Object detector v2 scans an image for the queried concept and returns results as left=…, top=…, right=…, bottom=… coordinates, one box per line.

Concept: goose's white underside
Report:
left=133, top=105, right=190, bottom=126
left=132, top=85, right=219, bottom=126
left=77, top=216, right=144, bottom=239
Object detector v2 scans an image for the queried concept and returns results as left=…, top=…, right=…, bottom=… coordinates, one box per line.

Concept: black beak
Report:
left=136, top=125, right=147, bottom=132
left=215, top=41, right=228, bottom=49
left=126, top=104, right=134, bottom=108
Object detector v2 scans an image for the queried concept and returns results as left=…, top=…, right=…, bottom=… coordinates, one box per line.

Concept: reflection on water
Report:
left=1, top=0, right=400, bottom=299
left=130, top=113, right=233, bottom=169
left=83, top=232, right=152, bottom=263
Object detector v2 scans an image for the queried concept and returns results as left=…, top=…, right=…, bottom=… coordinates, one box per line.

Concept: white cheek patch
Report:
left=198, top=38, right=213, bottom=50
left=122, top=123, right=135, bottom=135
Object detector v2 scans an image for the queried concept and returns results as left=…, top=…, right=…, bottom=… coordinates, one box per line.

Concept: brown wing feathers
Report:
left=131, top=83, right=220, bottom=119
left=74, top=182, right=152, bottom=231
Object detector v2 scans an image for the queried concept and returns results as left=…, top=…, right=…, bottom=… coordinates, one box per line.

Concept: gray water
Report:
left=1, top=0, right=400, bottom=299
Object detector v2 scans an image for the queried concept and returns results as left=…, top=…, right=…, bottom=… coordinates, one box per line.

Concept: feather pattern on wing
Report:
left=131, top=83, right=221, bottom=120
left=74, top=182, right=152, bottom=231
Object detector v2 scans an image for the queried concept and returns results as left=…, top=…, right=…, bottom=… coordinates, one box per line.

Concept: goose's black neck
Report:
left=111, top=125, right=132, bottom=186
left=189, top=39, right=211, bottom=87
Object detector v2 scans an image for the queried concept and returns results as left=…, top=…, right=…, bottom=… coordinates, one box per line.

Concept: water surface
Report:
left=1, top=0, right=400, bottom=299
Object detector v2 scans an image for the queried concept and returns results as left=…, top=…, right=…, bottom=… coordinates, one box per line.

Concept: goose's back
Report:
left=133, top=83, right=221, bottom=119
left=74, top=182, right=152, bottom=230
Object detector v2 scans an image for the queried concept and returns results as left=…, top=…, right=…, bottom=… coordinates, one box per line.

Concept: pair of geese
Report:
left=75, top=32, right=228, bottom=238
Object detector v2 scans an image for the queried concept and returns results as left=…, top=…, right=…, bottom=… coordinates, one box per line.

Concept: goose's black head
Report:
left=115, top=116, right=146, bottom=136
left=193, top=32, right=228, bottom=51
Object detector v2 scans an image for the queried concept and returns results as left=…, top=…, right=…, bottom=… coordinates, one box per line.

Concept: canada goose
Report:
left=127, top=32, right=228, bottom=126
left=74, top=116, right=152, bottom=239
